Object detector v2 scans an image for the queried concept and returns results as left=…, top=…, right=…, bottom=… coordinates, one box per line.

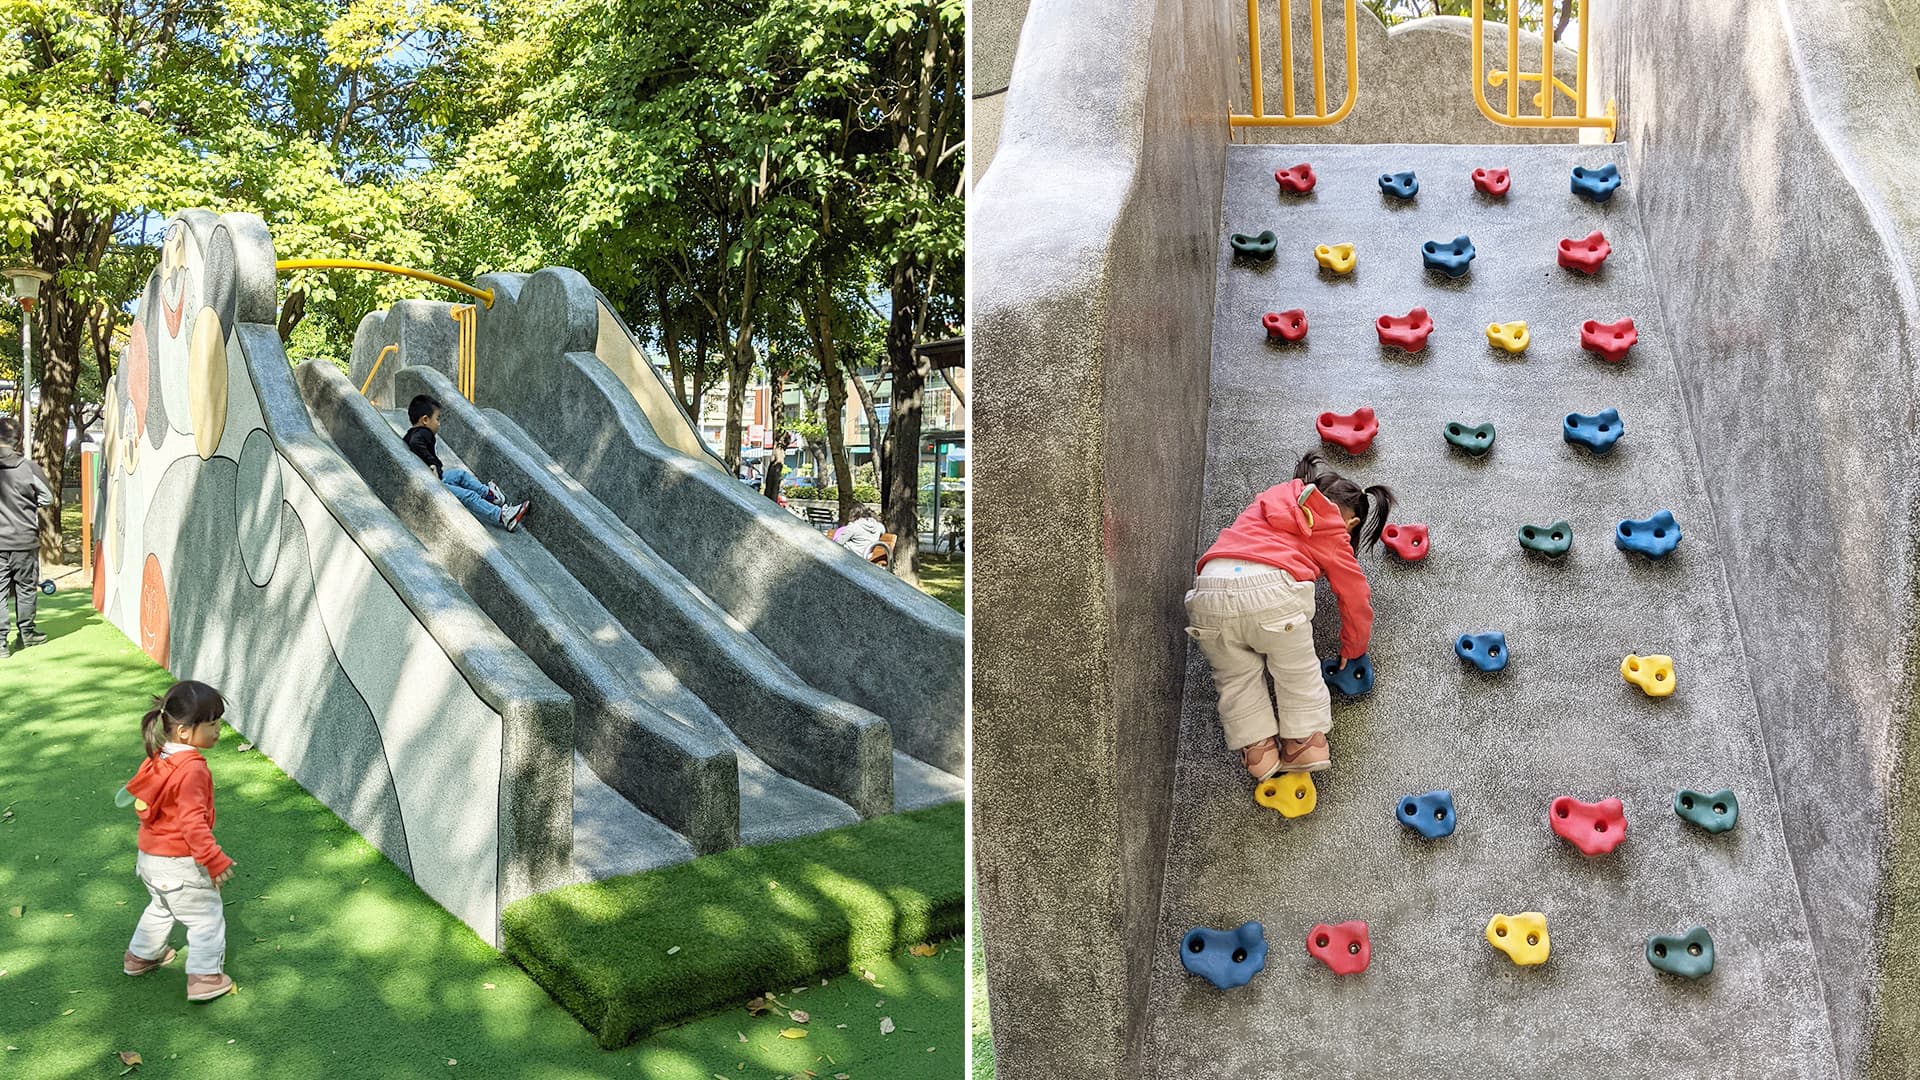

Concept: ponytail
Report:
left=1357, top=483, right=1397, bottom=551
left=141, top=700, right=168, bottom=760
left=141, top=680, right=229, bottom=759
left=1290, top=451, right=1395, bottom=551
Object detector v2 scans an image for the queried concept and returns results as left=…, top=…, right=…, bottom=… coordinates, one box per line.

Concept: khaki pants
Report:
left=1184, top=569, right=1332, bottom=749
left=128, top=852, right=227, bottom=975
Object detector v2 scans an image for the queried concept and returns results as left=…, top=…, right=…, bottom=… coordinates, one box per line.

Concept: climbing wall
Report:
left=1145, top=144, right=1839, bottom=1077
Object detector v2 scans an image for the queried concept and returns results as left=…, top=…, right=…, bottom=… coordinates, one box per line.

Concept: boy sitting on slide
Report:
left=402, top=394, right=530, bottom=532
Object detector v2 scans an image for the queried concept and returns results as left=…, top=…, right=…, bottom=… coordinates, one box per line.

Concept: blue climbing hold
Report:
left=1379, top=171, right=1419, bottom=199
left=1615, top=510, right=1682, bottom=559
left=1571, top=163, right=1621, bottom=202
left=1396, top=790, right=1457, bottom=839
left=1322, top=652, right=1375, bottom=696
left=1564, top=408, right=1625, bottom=454
left=1180, top=922, right=1267, bottom=989
left=1422, top=235, right=1476, bottom=278
left=1454, top=631, right=1509, bottom=673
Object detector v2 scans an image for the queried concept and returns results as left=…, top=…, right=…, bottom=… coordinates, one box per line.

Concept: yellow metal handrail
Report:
left=1471, top=0, right=1615, bottom=138
left=274, top=259, right=495, bottom=309
left=1232, top=0, right=1358, bottom=128
left=360, top=344, right=398, bottom=397
left=451, top=305, right=478, bottom=402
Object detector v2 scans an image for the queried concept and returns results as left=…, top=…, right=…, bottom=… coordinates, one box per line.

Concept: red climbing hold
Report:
left=1550, top=796, right=1628, bottom=856
left=1317, top=407, right=1378, bottom=455
left=1376, top=307, right=1434, bottom=353
left=1580, top=317, right=1638, bottom=363
left=1381, top=522, right=1429, bottom=562
left=1306, top=920, right=1371, bottom=975
left=1472, top=167, right=1510, bottom=197
left=1558, top=230, right=1612, bottom=274
left=1275, top=163, right=1317, bottom=194
left=1263, top=309, right=1308, bottom=343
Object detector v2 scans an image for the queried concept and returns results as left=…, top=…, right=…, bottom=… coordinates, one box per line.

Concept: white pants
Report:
left=127, top=852, right=226, bottom=975
left=1184, top=568, right=1332, bottom=748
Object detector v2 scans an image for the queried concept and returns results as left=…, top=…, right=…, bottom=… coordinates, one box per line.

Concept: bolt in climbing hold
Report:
left=1571, top=163, right=1622, bottom=202
left=1180, top=922, right=1268, bottom=989
left=1486, top=912, right=1550, bottom=966
left=1455, top=631, right=1509, bottom=673
left=1674, top=788, right=1739, bottom=833
left=1322, top=652, right=1375, bottom=696
left=1621, top=654, right=1677, bottom=697
left=1564, top=408, right=1624, bottom=455
left=1443, top=420, right=1495, bottom=457
left=1314, top=242, right=1356, bottom=274
left=1381, top=522, right=1429, bottom=562
left=1472, top=167, right=1510, bottom=197
left=1550, top=796, right=1628, bottom=856
left=1230, top=230, right=1278, bottom=260
left=1377, top=307, right=1434, bottom=352
left=1615, top=510, right=1681, bottom=559
left=1255, top=772, right=1318, bottom=818
left=1306, top=921, right=1371, bottom=975
left=1263, top=309, right=1308, bottom=343
left=1517, top=520, right=1574, bottom=559
left=1317, top=407, right=1378, bottom=455
left=1395, top=790, right=1457, bottom=839
left=1558, top=230, right=1612, bottom=274
left=1580, top=317, right=1637, bottom=363
left=1485, top=320, right=1529, bottom=354
left=1646, top=926, right=1715, bottom=979
left=1275, top=163, right=1317, bottom=194
left=1422, top=235, right=1476, bottom=278
left=1379, top=170, right=1419, bottom=199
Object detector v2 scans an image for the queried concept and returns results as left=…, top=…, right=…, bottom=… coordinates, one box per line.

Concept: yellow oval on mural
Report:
left=189, top=308, right=229, bottom=460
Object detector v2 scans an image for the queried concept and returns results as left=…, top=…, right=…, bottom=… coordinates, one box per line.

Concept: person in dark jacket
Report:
left=403, top=395, right=529, bottom=531
left=0, top=417, right=51, bottom=655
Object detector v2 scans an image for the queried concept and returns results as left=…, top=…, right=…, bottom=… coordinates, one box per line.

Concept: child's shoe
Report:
left=501, top=500, right=530, bottom=532
left=186, top=973, right=235, bottom=1002
left=123, top=947, right=176, bottom=976
left=484, top=480, right=506, bottom=505
left=1278, top=733, right=1331, bottom=773
left=1240, top=737, right=1282, bottom=780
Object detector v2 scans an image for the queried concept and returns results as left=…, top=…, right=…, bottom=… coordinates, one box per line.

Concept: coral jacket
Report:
left=1197, top=478, right=1374, bottom=660
left=127, top=747, right=233, bottom=878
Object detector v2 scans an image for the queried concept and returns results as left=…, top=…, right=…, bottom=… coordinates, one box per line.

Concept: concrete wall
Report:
left=347, top=299, right=462, bottom=411
left=971, top=0, right=1230, bottom=1074
left=1591, top=4, right=1920, bottom=1076
left=96, top=211, right=575, bottom=947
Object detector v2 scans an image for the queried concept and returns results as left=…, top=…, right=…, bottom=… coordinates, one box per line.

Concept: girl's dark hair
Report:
left=141, top=680, right=227, bottom=760
left=1294, top=451, right=1396, bottom=551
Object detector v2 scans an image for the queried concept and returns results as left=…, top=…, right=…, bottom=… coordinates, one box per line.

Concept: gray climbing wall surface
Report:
left=1146, top=144, right=1838, bottom=1076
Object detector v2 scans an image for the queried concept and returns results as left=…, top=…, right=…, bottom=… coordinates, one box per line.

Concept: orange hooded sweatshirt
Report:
left=126, top=748, right=233, bottom=879
left=1196, top=478, right=1374, bottom=660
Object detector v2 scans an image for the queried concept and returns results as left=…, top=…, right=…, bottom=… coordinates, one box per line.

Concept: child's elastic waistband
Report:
left=1190, top=568, right=1302, bottom=592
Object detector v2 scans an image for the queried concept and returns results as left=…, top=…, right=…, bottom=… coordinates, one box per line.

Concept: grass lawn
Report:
left=0, top=591, right=963, bottom=1078
left=917, top=554, right=966, bottom=616
left=971, top=907, right=992, bottom=1079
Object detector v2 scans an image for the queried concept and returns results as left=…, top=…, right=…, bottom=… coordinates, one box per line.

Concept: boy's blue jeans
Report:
left=442, top=468, right=499, bottom=525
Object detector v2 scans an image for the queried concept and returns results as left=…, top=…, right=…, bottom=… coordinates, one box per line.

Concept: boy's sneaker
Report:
left=1278, top=733, right=1331, bottom=773
left=186, top=973, right=235, bottom=1001
left=501, top=501, right=530, bottom=533
left=19, top=630, right=46, bottom=648
left=484, top=480, right=506, bottom=505
left=123, top=947, right=176, bottom=976
left=1240, top=737, right=1282, bottom=780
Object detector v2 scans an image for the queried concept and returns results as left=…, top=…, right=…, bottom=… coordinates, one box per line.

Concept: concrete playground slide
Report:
left=974, top=2, right=1920, bottom=1078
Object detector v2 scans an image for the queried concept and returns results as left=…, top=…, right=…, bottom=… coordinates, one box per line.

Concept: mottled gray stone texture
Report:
left=462, top=268, right=964, bottom=774
left=972, top=0, right=1230, bottom=1074
left=391, top=364, right=891, bottom=827
left=347, top=299, right=461, bottom=411
left=1590, top=5, right=1920, bottom=1076
left=295, top=359, right=741, bottom=854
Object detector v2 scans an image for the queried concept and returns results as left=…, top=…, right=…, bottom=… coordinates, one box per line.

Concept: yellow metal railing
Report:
left=1472, top=0, right=1615, bottom=138
left=274, top=259, right=495, bottom=309
left=360, top=344, right=399, bottom=397
left=1232, top=0, right=1359, bottom=128
left=451, top=305, right=478, bottom=401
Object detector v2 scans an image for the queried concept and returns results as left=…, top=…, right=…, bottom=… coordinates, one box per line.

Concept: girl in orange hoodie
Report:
left=121, top=680, right=237, bottom=1001
left=1187, top=452, right=1394, bottom=778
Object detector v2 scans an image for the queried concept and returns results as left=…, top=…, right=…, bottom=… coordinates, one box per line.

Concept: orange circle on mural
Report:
left=139, top=553, right=170, bottom=669
left=127, top=323, right=150, bottom=439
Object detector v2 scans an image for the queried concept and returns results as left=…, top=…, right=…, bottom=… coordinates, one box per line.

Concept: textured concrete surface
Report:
left=972, top=0, right=1231, bottom=1075
left=1591, top=5, right=1920, bottom=1075
left=970, top=0, right=1027, bottom=181
left=347, top=299, right=462, bottom=411
left=1144, top=142, right=1834, bottom=1077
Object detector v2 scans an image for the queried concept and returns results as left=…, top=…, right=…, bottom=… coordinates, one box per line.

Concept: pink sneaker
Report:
left=187, top=972, right=235, bottom=1002
left=123, top=947, right=176, bottom=976
left=1278, top=733, right=1331, bottom=773
left=1240, top=737, right=1282, bottom=780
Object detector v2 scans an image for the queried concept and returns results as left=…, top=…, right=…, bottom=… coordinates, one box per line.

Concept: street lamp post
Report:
left=4, top=267, right=51, bottom=457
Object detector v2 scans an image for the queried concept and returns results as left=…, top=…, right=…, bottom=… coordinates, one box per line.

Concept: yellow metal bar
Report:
left=275, top=259, right=495, bottom=309
left=1310, top=0, right=1326, bottom=117
left=1576, top=0, right=1589, bottom=119
left=360, top=343, right=398, bottom=397
left=1471, top=0, right=1615, bottom=137
left=1247, top=0, right=1265, bottom=119
left=1231, top=0, right=1356, bottom=127
left=1540, top=0, right=1554, bottom=121
left=1278, top=0, right=1295, bottom=118
left=1507, top=1, right=1519, bottom=117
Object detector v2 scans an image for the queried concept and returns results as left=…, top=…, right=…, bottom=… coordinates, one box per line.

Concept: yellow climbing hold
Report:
left=1486, top=912, right=1550, bottom=966
left=1485, top=320, right=1530, bottom=354
left=1255, top=771, right=1317, bottom=818
left=1621, top=654, right=1676, bottom=697
left=1314, top=243, right=1356, bottom=274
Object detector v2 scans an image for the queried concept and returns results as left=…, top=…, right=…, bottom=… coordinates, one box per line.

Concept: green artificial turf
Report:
left=506, top=802, right=964, bottom=1049
left=971, top=905, right=993, bottom=1079
left=0, top=591, right=964, bottom=1078
left=917, top=554, right=967, bottom=615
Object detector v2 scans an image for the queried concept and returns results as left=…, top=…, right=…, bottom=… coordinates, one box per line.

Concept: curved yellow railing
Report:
left=274, top=259, right=495, bottom=309
left=1471, top=0, right=1616, bottom=139
left=360, top=343, right=399, bottom=397
left=1232, top=0, right=1358, bottom=128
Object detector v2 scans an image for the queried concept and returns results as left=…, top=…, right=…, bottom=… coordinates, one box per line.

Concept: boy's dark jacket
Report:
left=0, top=448, right=50, bottom=551
left=403, top=426, right=444, bottom=478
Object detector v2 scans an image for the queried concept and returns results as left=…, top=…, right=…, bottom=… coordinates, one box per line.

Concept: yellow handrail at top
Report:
left=275, top=259, right=495, bottom=309
left=1471, top=0, right=1615, bottom=139
left=1232, top=0, right=1359, bottom=128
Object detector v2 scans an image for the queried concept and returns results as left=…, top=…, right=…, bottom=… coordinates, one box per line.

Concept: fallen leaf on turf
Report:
left=63, top=913, right=73, bottom=918
left=237, top=743, right=253, bottom=753
left=837, top=1074, right=850, bottom=1079
left=880, top=1017, right=894, bottom=1035
left=227, top=1040, right=235, bottom=1045
left=790, top=1010, right=809, bottom=1024
left=746, top=997, right=771, bottom=1015
left=116, top=901, right=126, bottom=906
left=8, top=906, right=21, bottom=918
left=861, top=969, right=875, bottom=981
left=447, top=1060, right=457, bottom=1066
left=835, top=1024, right=846, bottom=1030
left=118, top=1050, right=142, bottom=1065
left=666, top=946, right=680, bottom=956
left=60, top=1009, right=73, bottom=1016
left=5, top=1045, right=16, bottom=1050
left=909, top=943, right=938, bottom=957
left=736, top=1032, right=747, bottom=1043
left=482, top=983, right=495, bottom=990
left=714, top=1075, right=729, bottom=1080
left=779, top=1028, right=807, bottom=1040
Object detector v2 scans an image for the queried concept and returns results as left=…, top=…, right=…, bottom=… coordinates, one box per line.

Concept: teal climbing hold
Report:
left=1646, top=927, right=1714, bottom=979
left=1444, top=421, right=1495, bottom=457
left=1230, top=230, right=1278, bottom=260
left=1674, top=788, right=1738, bottom=833
left=1517, top=521, right=1572, bottom=558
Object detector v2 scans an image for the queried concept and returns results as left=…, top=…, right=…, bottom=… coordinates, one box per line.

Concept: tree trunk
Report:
left=846, top=357, right=882, bottom=490
left=761, top=359, right=786, bottom=499
left=880, top=267, right=926, bottom=584
left=31, top=295, right=85, bottom=565
left=814, top=290, right=858, bottom=526
left=657, top=278, right=688, bottom=409
left=723, top=337, right=749, bottom=477
left=690, top=320, right=710, bottom=431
